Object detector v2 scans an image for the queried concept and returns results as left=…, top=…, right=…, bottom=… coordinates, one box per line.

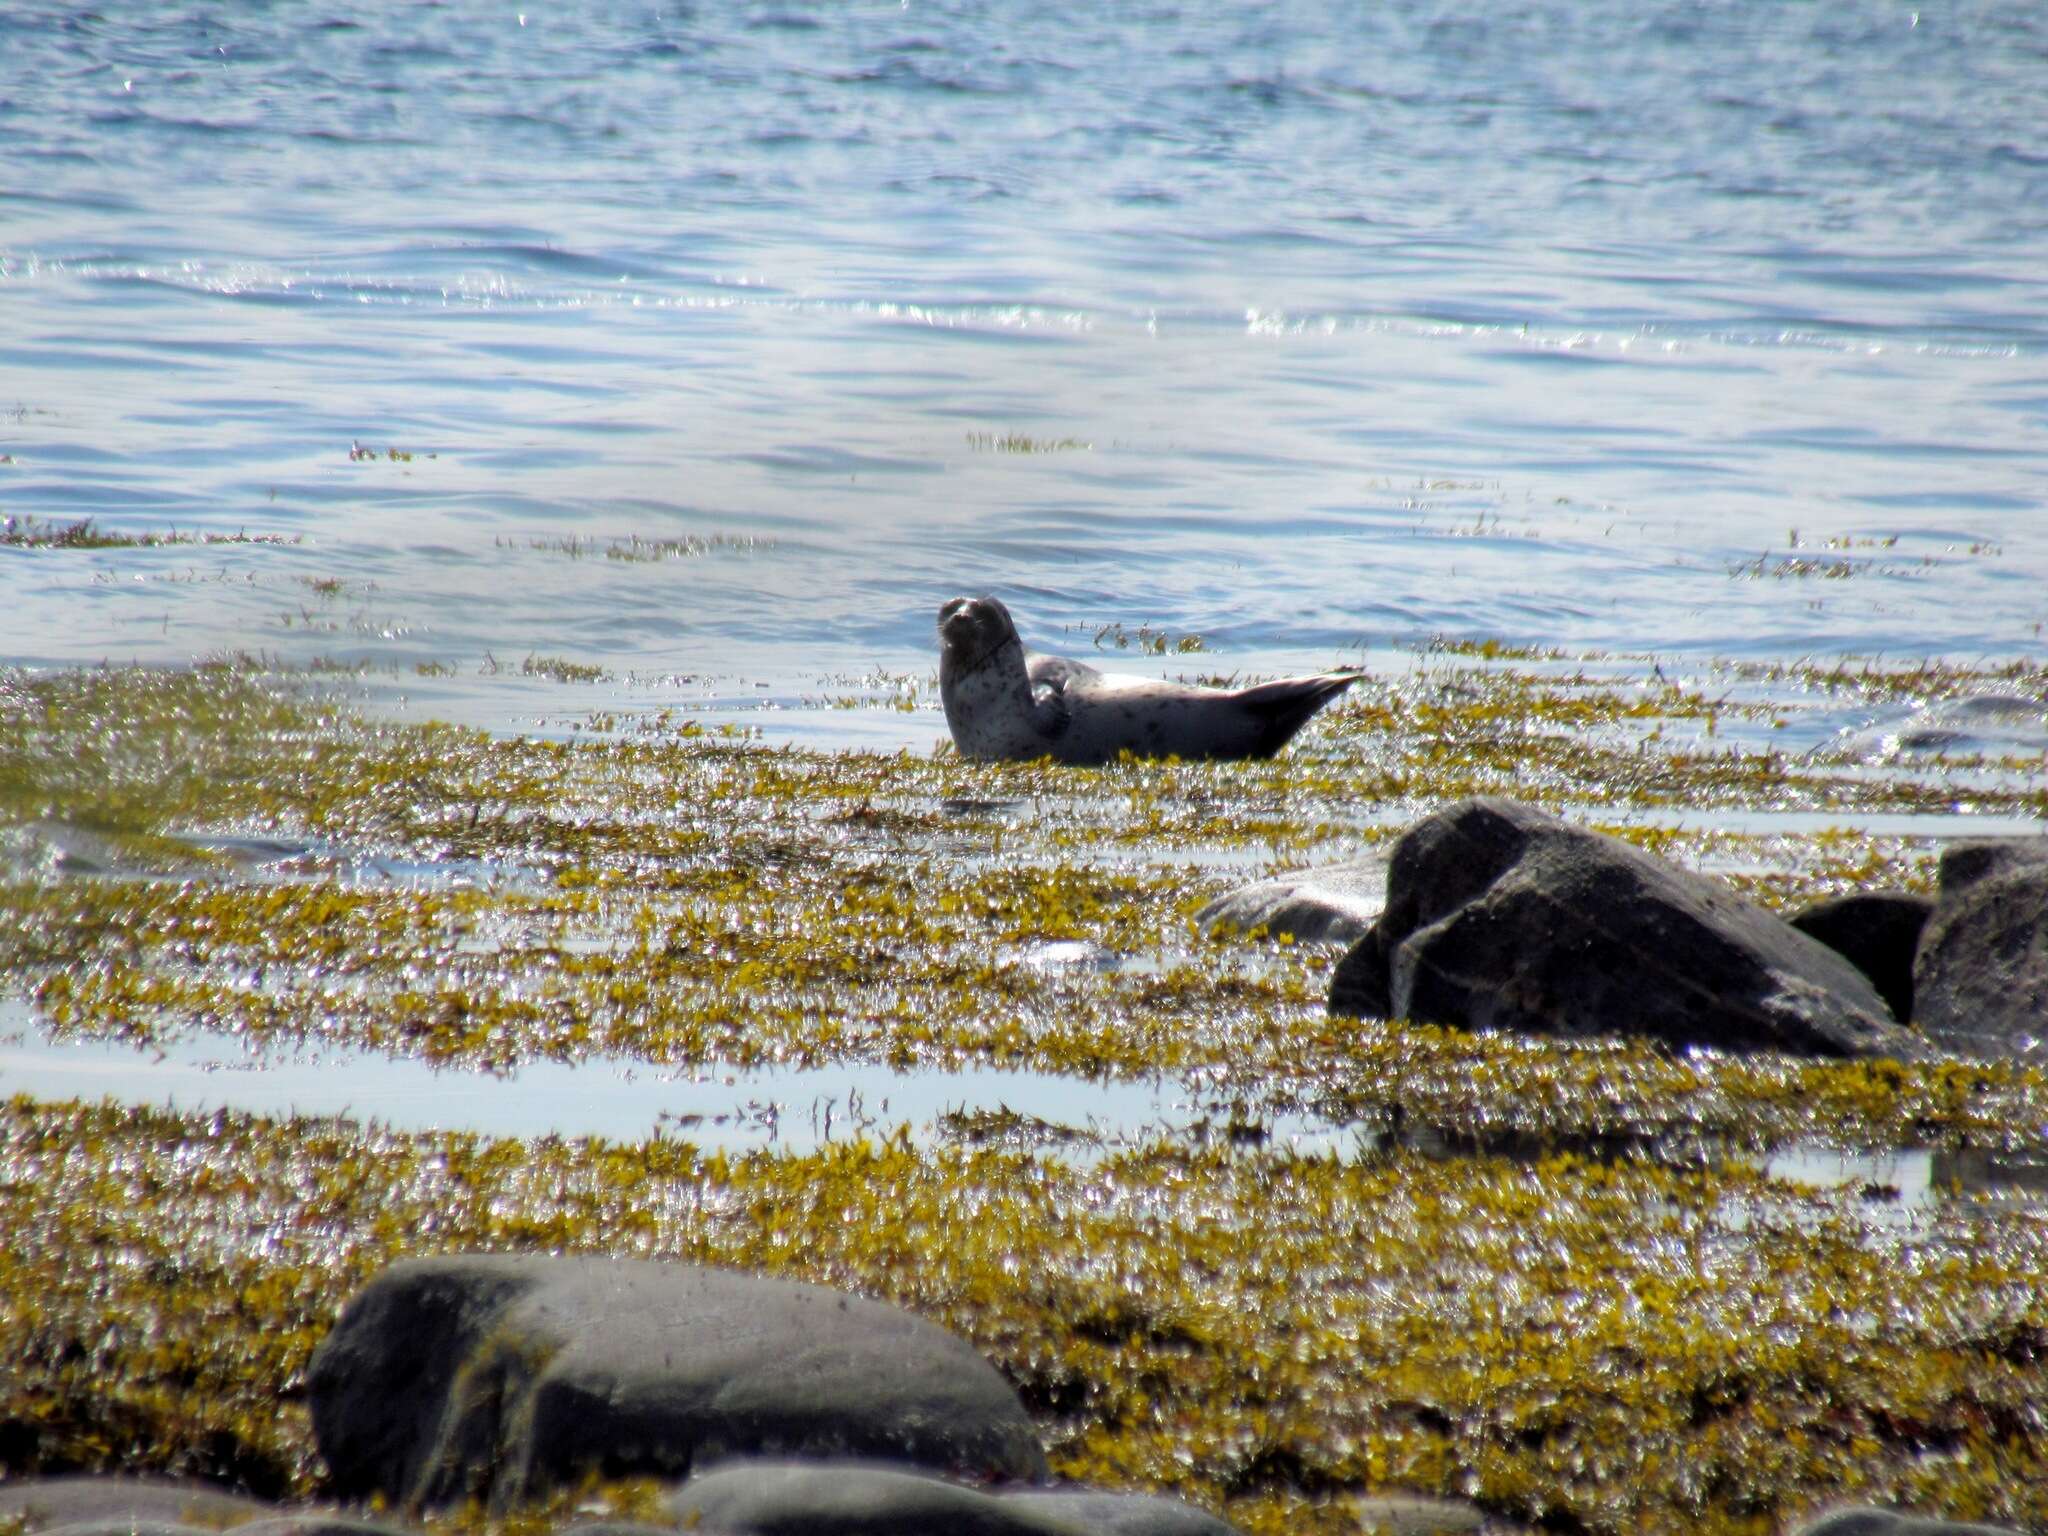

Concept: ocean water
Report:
left=2, top=0, right=2044, bottom=745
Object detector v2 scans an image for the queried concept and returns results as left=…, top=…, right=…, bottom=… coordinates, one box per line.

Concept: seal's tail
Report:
left=1237, top=671, right=1360, bottom=758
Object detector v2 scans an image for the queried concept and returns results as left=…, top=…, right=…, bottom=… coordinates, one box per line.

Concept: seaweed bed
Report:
left=3, top=651, right=2048, bottom=1536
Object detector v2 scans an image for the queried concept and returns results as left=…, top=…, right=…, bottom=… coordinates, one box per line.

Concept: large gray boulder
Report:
left=1912, top=838, right=2048, bottom=1057
left=1329, top=798, right=1925, bottom=1059
left=666, top=1462, right=1242, bottom=1536
left=306, top=1255, right=1049, bottom=1511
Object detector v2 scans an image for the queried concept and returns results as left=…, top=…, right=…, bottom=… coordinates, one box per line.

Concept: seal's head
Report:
left=937, top=595, right=1022, bottom=679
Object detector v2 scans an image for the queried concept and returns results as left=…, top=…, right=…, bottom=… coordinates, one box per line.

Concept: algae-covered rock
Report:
left=1329, top=798, right=1924, bottom=1059
left=306, top=1255, right=1049, bottom=1511
left=1912, top=838, right=2048, bottom=1057
left=666, top=1460, right=1244, bottom=1536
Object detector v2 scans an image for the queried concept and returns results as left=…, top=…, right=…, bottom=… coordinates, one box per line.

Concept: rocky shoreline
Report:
left=3, top=1246, right=2033, bottom=1536
left=8, top=802, right=2044, bottom=1535
left=1207, top=797, right=2047, bottom=1065
left=6, top=664, right=2048, bottom=1535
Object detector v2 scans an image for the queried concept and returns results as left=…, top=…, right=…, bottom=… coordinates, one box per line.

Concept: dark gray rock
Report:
left=1326, top=921, right=1393, bottom=1021
left=1197, top=857, right=1388, bottom=946
left=0, top=1477, right=276, bottom=1532
left=1329, top=798, right=1925, bottom=1059
left=666, top=1462, right=1244, bottom=1536
left=307, top=1255, right=1048, bottom=1511
left=1913, top=838, right=2048, bottom=1057
left=1792, top=1506, right=2023, bottom=1536
left=1789, top=891, right=1935, bottom=1024
left=666, top=1462, right=1081, bottom=1536
left=1003, top=1485, right=1242, bottom=1535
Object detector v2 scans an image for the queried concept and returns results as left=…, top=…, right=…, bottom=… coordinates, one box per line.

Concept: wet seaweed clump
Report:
left=966, top=431, right=1090, bottom=453
left=509, top=532, right=770, bottom=562
left=0, top=516, right=297, bottom=550
left=520, top=654, right=611, bottom=685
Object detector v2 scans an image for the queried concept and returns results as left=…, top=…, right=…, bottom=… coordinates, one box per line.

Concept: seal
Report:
left=937, top=594, right=1359, bottom=764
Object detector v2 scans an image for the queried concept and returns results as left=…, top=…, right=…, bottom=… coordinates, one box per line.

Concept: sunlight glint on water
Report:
left=0, top=0, right=2042, bottom=731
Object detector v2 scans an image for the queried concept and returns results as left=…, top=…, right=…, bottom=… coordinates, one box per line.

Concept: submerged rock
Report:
left=1329, top=798, right=1924, bottom=1059
left=1793, top=1507, right=2026, bottom=1536
left=1912, top=837, right=2048, bottom=1057
left=1197, top=856, right=1388, bottom=946
left=667, top=1460, right=1243, bottom=1536
left=307, top=1254, right=1048, bottom=1511
left=1839, top=693, right=2048, bottom=763
left=1789, top=891, right=1935, bottom=1025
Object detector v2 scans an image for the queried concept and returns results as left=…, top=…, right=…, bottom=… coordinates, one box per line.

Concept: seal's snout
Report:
left=937, top=595, right=1016, bottom=666
left=936, top=597, right=977, bottom=654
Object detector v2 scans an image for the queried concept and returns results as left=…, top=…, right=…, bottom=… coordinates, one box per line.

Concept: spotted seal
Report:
left=937, top=594, right=1359, bottom=764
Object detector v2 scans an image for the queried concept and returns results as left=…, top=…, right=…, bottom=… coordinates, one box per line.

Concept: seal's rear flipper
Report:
left=1237, top=673, right=1358, bottom=758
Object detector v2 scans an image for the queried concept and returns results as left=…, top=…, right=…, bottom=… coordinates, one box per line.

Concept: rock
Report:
left=1328, top=798, right=1925, bottom=1059
left=236, top=1520, right=422, bottom=1536
left=1929, top=1146, right=2048, bottom=1199
left=1197, top=857, right=1387, bottom=946
left=1789, top=892, right=1934, bottom=1024
left=0, top=1477, right=277, bottom=1532
left=0, top=1480, right=413, bottom=1536
left=307, top=1255, right=1048, bottom=1511
left=1912, top=838, right=2048, bottom=1057
left=666, top=1462, right=1244, bottom=1536
left=1792, top=1507, right=2024, bottom=1536
left=1326, top=921, right=1394, bottom=1021
left=1345, top=1492, right=1500, bottom=1535
left=1003, top=1485, right=1243, bottom=1535
left=667, top=1461, right=1079, bottom=1535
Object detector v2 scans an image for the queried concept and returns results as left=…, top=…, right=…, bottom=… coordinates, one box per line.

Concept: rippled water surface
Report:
left=3, top=0, right=2044, bottom=739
